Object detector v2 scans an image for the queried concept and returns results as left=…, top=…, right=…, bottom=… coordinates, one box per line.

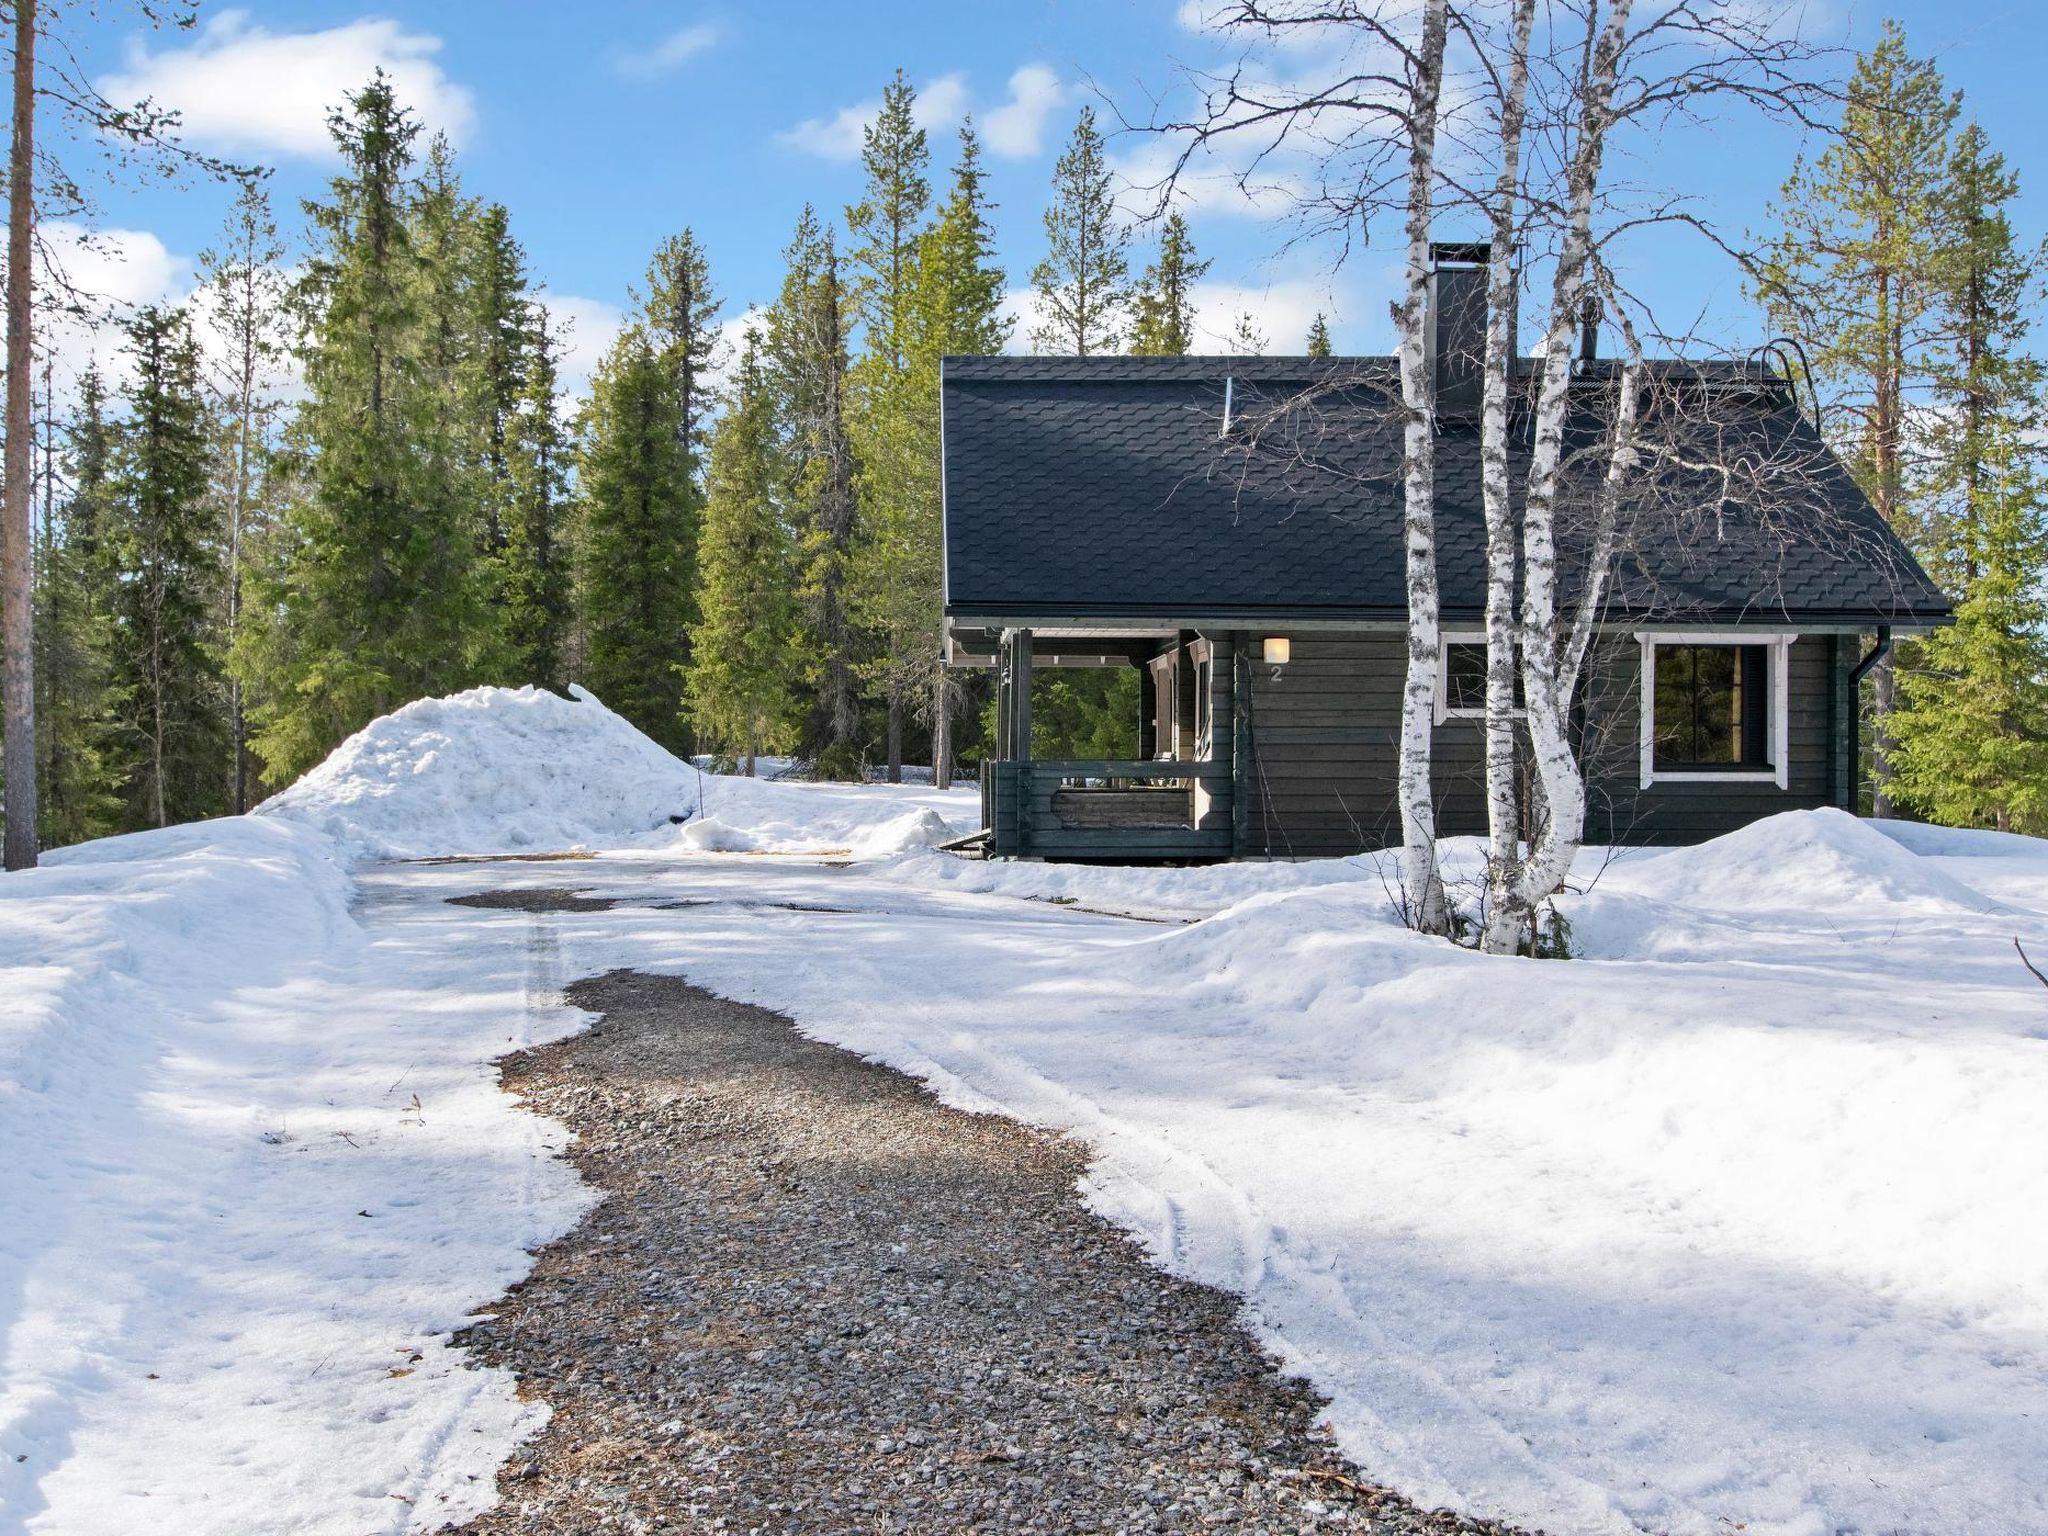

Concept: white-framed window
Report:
left=1435, top=631, right=1524, bottom=724
left=1637, top=631, right=1793, bottom=790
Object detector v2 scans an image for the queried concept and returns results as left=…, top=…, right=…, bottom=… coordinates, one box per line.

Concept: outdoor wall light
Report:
left=1262, top=636, right=1291, bottom=666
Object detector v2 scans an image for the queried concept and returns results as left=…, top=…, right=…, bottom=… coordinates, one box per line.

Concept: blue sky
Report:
left=55, top=0, right=2048, bottom=391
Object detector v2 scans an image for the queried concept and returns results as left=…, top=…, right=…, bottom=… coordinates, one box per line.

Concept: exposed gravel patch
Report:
left=449, top=889, right=1539, bottom=1535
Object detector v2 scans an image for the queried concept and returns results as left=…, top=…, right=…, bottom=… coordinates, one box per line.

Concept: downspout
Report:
left=1846, top=625, right=1892, bottom=815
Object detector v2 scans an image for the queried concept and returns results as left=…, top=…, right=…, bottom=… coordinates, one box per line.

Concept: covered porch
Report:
left=952, top=625, right=1245, bottom=861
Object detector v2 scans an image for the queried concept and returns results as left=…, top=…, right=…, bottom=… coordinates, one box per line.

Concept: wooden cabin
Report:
left=941, top=246, right=1950, bottom=860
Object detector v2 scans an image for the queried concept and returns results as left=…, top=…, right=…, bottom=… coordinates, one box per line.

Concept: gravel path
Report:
left=449, top=889, right=1537, bottom=1536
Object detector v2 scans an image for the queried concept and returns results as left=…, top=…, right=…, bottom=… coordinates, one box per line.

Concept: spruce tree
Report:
left=688, top=328, right=796, bottom=773
left=636, top=231, right=721, bottom=724
left=847, top=69, right=936, bottom=780
left=1227, top=309, right=1268, bottom=355
left=641, top=227, right=722, bottom=482
left=503, top=311, right=575, bottom=688
left=767, top=207, right=864, bottom=775
left=1307, top=313, right=1333, bottom=357
left=575, top=324, right=694, bottom=751
left=1032, top=106, right=1130, bottom=355
left=109, top=306, right=228, bottom=829
left=464, top=201, right=532, bottom=577
left=1756, top=22, right=1958, bottom=812
left=195, top=181, right=289, bottom=812
left=33, top=370, right=124, bottom=845
left=903, top=125, right=1010, bottom=787
left=1128, top=211, right=1208, bottom=356
left=239, top=76, right=491, bottom=782
left=1890, top=121, right=2048, bottom=831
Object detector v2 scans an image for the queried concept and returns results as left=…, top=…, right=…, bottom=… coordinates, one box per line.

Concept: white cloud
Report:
left=538, top=293, right=628, bottom=399
left=613, top=21, right=720, bottom=80
left=779, top=67, right=1063, bottom=162
left=39, top=223, right=191, bottom=393
left=1188, top=278, right=1342, bottom=355
left=779, top=71, right=969, bottom=161
left=101, top=9, right=476, bottom=159
left=1111, top=137, right=1311, bottom=222
left=980, top=65, right=1066, bottom=158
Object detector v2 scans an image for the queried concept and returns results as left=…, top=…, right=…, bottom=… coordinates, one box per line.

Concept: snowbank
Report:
left=261, top=683, right=975, bottom=863
left=1610, top=805, right=2005, bottom=914
left=0, top=814, right=594, bottom=1532
left=261, top=684, right=702, bottom=861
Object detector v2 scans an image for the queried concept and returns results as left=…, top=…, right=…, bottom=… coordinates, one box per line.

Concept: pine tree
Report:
left=1890, top=121, right=2048, bottom=831
left=412, top=131, right=497, bottom=656
left=846, top=69, right=936, bottom=780
left=464, top=201, right=532, bottom=582
left=1306, top=313, right=1333, bottom=357
left=33, top=368, right=124, bottom=845
left=502, top=311, right=574, bottom=688
left=109, top=305, right=229, bottom=829
left=768, top=207, right=864, bottom=775
left=912, top=126, right=1010, bottom=786
left=640, top=227, right=722, bottom=481
left=688, top=328, right=797, bottom=773
left=846, top=70, right=932, bottom=373
left=1757, top=22, right=1959, bottom=813
left=1128, top=211, right=1208, bottom=356
left=239, top=76, right=492, bottom=782
left=575, top=324, right=694, bottom=750
left=1032, top=106, right=1130, bottom=356
left=195, top=180, right=290, bottom=812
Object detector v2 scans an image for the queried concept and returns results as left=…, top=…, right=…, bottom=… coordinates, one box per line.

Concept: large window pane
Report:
left=1653, top=644, right=1768, bottom=771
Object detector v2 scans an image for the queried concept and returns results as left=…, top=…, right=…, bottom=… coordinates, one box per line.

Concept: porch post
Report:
left=1005, top=627, right=1033, bottom=760
left=1138, top=660, right=1157, bottom=759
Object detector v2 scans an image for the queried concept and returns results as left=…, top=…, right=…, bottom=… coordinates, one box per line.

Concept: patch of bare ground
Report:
left=447, top=891, right=1537, bottom=1535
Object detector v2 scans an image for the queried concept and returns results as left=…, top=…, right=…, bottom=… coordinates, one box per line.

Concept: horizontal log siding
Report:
left=1244, top=631, right=1848, bottom=856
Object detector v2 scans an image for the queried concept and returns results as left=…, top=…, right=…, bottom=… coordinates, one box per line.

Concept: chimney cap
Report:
left=1429, top=240, right=1491, bottom=268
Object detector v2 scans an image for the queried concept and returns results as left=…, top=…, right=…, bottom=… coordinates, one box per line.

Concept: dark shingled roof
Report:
left=940, top=355, right=1950, bottom=627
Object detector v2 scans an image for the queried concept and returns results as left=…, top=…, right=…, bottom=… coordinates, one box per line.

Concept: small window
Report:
left=1652, top=644, right=1769, bottom=771
left=1637, top=633, right=1791, bottom=789
left=1438, top=637, right=1523, bottom=720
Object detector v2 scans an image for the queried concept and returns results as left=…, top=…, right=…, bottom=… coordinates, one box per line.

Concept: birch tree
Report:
left=1391, top=0, right=1452, bottom=935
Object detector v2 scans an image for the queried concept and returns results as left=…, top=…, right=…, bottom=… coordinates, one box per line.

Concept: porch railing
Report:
left=983, top=759, right=1233, bottom=860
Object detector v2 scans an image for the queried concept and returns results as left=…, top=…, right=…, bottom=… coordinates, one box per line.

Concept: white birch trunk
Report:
left=1394, top=0, right=1452, bottom=936
left=1482, top=0, right=1634, bottom=954
left=1480, top=0, right=1537, bottom=940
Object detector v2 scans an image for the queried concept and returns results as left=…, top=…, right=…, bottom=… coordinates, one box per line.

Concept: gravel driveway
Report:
left=449, top=890, right=1535, bottom=1535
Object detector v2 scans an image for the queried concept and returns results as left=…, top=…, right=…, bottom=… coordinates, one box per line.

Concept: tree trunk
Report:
left=1480, top=0, right=1536, bottom=941
left=2, top=0, right=35, bottom=868
left=932, top=657, right=953, bottom=791
left=1483, top=0, right=1634, bottom=954
left=885, top=689, right=903, bottom=783
left=1393, top=0, right=1451, bottom=936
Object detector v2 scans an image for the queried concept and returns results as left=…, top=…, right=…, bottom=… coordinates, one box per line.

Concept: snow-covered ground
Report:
left=5, top=684, right=2047, bottom=1535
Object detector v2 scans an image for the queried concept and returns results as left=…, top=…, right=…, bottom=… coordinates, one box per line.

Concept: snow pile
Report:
left=669, top=775, right=972, bottom=857
left=847, top=807, right=958, bottom=858
left=262, top=684, right=701, bottom=861
left=0, top=816, right=593, bottom=1532
left=1611, top=805, right=2004, bottom=914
